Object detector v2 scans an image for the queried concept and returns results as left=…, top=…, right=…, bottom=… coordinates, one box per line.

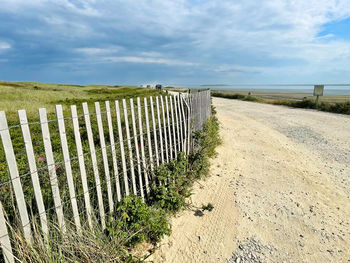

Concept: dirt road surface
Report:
left=150, top=98, right=350, bottom=263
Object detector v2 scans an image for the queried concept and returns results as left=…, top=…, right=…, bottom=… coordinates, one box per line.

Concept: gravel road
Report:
left=150, top=97, right=350, bottom=263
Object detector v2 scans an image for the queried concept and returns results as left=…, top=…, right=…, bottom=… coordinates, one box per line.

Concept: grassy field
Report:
left=212, top=90, right=350, bottom=115
left=0, top=81, right=164, bottom=121
left=211, top=89, right=350, bottom=103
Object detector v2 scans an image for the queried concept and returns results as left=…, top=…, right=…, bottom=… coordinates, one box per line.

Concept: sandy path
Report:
left=150, top=98, right=350, bottom=263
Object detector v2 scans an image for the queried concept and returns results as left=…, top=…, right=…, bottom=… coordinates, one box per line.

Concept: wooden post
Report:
left=115, top=100, right=129, bottom=196
left=122, top=99, right=137, bottom=195
left=82, top=103, right=106, bottom=230
left=39, top=108, right=66, bottom=233
left=56, top=105, right=81, bottom=232
left=71, top=105, right=93, bottom=229
left=105, top=101, right=122, bottom=202
left=177, top=95, right=184, bottom=152
left=18, top=109, right=48, bottom=236
left=95, top=102, right=114, bottom=215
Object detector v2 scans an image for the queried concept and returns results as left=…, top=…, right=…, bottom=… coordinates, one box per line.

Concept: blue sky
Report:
left=1, top=0, right=350, bottom=85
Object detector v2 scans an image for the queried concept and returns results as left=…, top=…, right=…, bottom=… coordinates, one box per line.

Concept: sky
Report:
left=1, top=0, right=350, bottom=85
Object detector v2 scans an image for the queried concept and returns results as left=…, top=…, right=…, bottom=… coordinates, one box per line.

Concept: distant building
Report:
left=155, top=84, right=162, bottom=90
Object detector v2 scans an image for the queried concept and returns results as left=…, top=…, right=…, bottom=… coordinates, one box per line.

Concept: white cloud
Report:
left=0, top=42, right=11, bottom=50
left=101, top=56, right=197, bottom=66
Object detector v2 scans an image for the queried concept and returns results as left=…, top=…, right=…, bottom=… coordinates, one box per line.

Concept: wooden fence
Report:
left=0, top=89, right=211, bottom=262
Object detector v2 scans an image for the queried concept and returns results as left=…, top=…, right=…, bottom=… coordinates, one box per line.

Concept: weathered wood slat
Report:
left=173, top=96, right=181, bottom=153
left=115, top=100, right=129, bottom=196
left=180, top=96, right=187, bottom=154
left=71, top=105, right=93, bottom=229
left=144, top=97, right=154, bottom=172
left=39, top=108, right=66, bottom=233
left=169, top=96, right=177, bottom=158
left=122, top=99, right=137, bottom=195
left=56, top=105, right=81, bottom=232
left=105, top=101, right=122, bottom=202
left=130, top=99, right=144, bottom=199
left=0, top=201, right=14, bottom=263
left=177, top=95, right=184, bottom=152
left=82, top=103, right=106, bottom=230
left=165, top=96, right=173, bottom=160
left=150, top=97, right=159, bottom=167
left=138, top=97, right=149, bottom=194
left=160, top=96, right=169, bottom=162
left=156, top=97, right=164, bottom=164
left=95, top=102, right=114, bottom=215
left=18, top=109, right=48, bottom=236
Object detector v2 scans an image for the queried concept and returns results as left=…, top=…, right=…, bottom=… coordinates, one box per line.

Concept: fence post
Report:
left=95, top=102, right=114, bottom=215
left=82, top=103, right=106, bottom=230
left=105, top=101, right=122, bottom=202
left=122, top=99, right=137, bottom=195
left=0, top=201, right=14, bottom=263
left=39, top=108, right=66, bottom=233
left=18, top=109, right=48, bottom=236
left=56, top=105, right=81, bottom=233
left=71, top=105, right=93, bottom=229
left=165, top=96, right=173, bottom=160
left=177, top=95, right=184, bottom=152
left=180, top=96, right=187, bottom=154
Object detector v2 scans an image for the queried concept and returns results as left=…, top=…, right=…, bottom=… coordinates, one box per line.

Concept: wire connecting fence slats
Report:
left=0, top=89, right=211, bottom=262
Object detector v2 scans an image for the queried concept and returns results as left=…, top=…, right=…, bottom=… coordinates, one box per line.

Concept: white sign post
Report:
left=313, top=85, right=324, bottom=106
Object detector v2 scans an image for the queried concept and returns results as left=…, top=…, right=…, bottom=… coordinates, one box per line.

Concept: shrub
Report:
left=112, top=195, right=171, bottom=246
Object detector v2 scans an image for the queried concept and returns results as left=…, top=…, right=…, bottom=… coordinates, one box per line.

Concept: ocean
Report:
left=174, top=85, right=350, bottom=95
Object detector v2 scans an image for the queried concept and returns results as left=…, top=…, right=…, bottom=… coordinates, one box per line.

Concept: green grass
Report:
left=0, top=81, right=164, bottom=121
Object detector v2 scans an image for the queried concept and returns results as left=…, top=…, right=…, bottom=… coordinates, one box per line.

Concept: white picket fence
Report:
left=0, top=89, right=211, bottom=262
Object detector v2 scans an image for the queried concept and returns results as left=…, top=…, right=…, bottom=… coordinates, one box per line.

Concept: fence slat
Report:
left=71, top=105, right=93, bottom=229
left=160, top=96, right=169, bottom=162
left=56, top=105, right=81, bottom=232
left=38, top=108, right=66, bottom=233
left=82, top=103, right=106, bottom=230
left=173, top=96, right=181, bottom=153
left=0, top=202, right=14, bottom=263
left=180, top=96, right=187, bottom=154
left=144, top=97, right=154, bottom=172
left=115, top=100, right=129, bottom=196
left=0, top=112, right=32, bottom=243
left=170, top=96, right=177, bottom=158
left=177, top=95, right=184, bottom=152
left=156, top=97, right=164, bottom=164
left=105, top=101, right=122, bottom=202
left=95, top=102, right=114, bottom=215
left=122, top=99, right=137, bottom=195
left=130, top=99, right=144, bottom=199
left=138, top=97, right=149, bottom=194
left=150, top=97, right=159, bottom=167
left=165, top=96, right=173, bottom=160
left=18, top=109, right=48, bottom=236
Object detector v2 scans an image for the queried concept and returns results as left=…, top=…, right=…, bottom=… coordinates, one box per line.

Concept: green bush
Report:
left=110, top=195, right=171, bottom=246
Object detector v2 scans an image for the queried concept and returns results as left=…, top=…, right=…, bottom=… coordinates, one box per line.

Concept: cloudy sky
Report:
left=0, top=0, right=350, bottom=85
